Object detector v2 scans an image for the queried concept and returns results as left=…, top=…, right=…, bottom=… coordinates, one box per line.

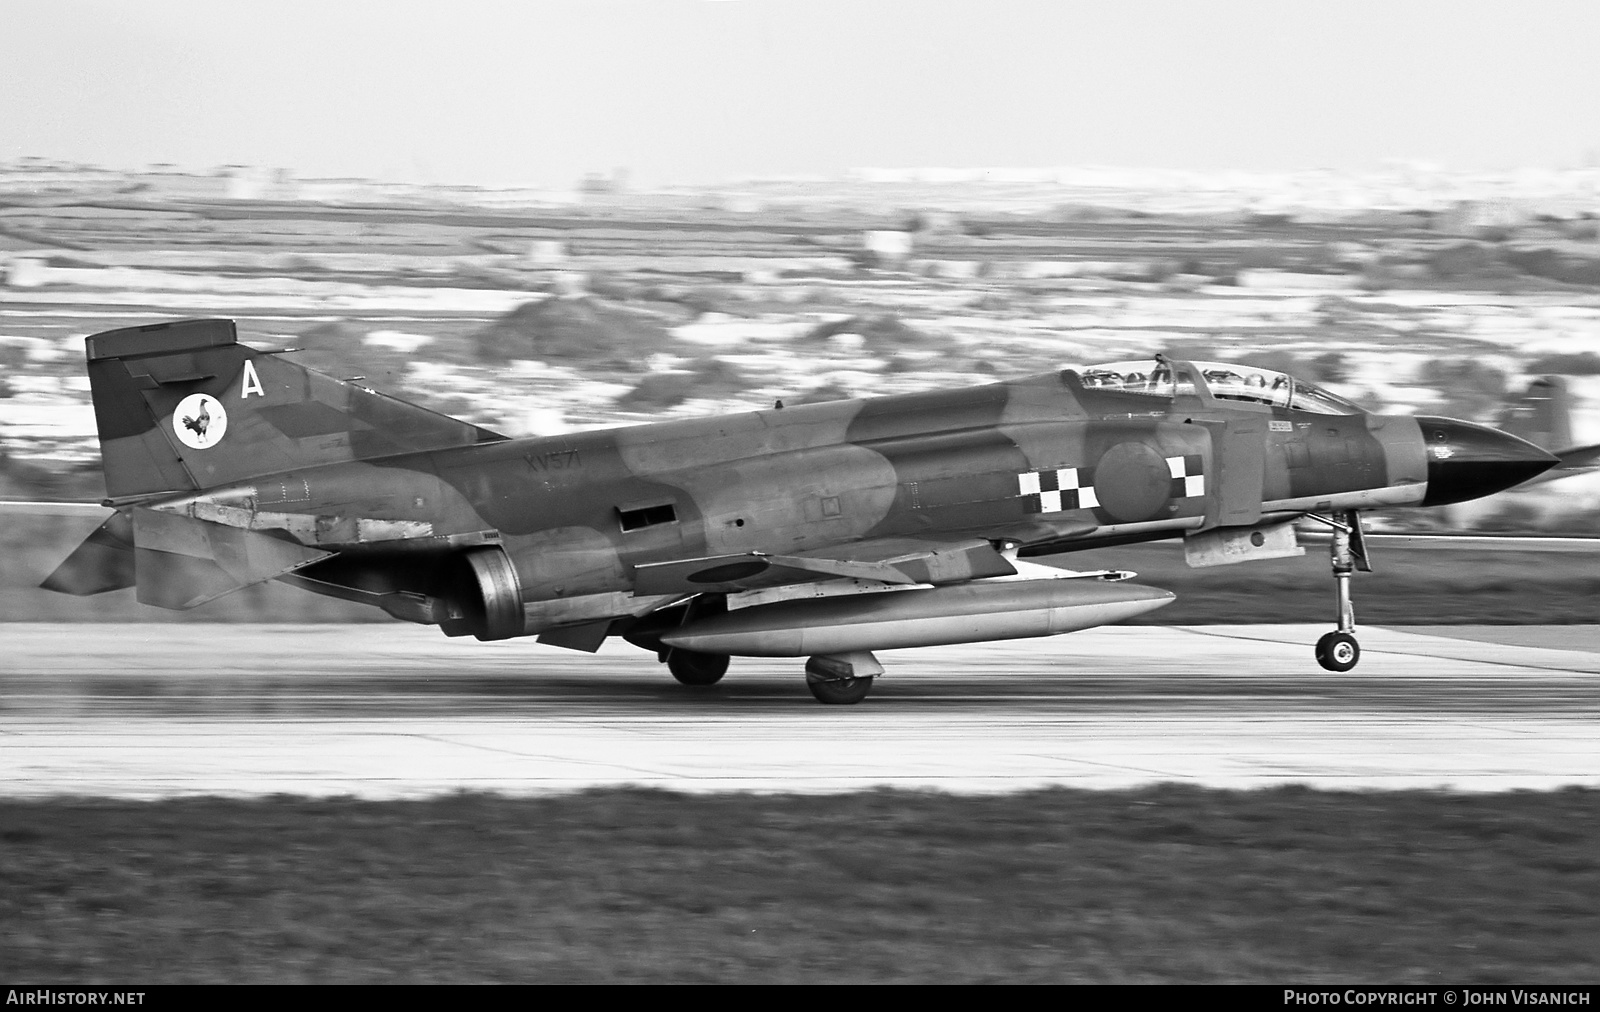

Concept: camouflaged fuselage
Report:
left=47, top=318, right=1557, bottom=676
left=156, top=367, right=1430, bottom=631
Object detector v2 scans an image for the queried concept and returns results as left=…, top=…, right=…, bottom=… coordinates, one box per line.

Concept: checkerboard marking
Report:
left=1016, top=454, right=1204, bottom=515
left=1168, top=453, right=1205, bottom=498
left=1018, top=465, right=1097, bottom=514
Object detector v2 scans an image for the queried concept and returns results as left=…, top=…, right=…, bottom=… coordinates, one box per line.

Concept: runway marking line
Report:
left=399, top=732, right=684, bottom=779
left=1177, top=626, right=1600, bottom=675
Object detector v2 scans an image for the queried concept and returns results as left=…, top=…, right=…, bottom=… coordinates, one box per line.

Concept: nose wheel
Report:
left=1310, top=510, right=1370, bottom=672
left=1315, top=631, right=1360, bottom=672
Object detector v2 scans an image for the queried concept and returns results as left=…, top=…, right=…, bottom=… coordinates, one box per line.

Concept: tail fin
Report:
left=1497, top=376, right=1574, bottom=453
left=86, top=318, right=503, bottom=499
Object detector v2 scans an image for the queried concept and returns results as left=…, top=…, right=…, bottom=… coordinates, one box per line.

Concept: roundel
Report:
left=1092, top=442, right=1171, bottom=522
left=172, top=393, right=228, bottom=449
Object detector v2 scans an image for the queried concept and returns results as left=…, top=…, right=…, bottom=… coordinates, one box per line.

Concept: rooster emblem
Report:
left=172, top=393, right=227, bottom=448
left=182, top=398, right=211, bottom=437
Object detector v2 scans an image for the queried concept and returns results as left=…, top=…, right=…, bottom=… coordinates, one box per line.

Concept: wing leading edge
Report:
left=631, top=536, right=1018, bottom=596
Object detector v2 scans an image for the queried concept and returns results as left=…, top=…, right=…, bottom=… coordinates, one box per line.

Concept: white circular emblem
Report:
left=172, top=393, right=228, bottom=449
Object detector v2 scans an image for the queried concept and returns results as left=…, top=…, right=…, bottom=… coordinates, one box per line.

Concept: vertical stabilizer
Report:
left=1498, top=376, right=1573, bottom=453
left=85, top=319, right=503, bottom=499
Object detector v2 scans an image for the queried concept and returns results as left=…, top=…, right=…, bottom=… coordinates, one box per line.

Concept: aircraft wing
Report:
left=631, top=536, right=1016, bottom=596
left=1543, top=442, right=1600, bottom=480
left=975, top=516, right=1100, bottom=557
left=0, top=500, right=113, bottom=517
left=959, top=515, right=1098, bottom=549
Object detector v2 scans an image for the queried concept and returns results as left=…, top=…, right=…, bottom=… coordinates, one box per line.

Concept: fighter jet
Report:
left=1496, top=376, right=1600, bottom=485
left=1415, top=375, right=1600, bottom=530
left=39, top=318, right=1557, bottom=703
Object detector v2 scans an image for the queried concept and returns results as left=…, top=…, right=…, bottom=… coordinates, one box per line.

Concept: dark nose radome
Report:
left=1416, top=416, right=1558, bottom=506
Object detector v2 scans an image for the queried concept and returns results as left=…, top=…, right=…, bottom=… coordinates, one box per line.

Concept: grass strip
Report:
left=2, top=786, right=1597, bottom=983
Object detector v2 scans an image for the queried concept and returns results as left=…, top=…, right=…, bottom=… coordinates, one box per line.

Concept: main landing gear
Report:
left=666, top=649, right=729, bottom=686
left=804, top=651, right=883, bottom=705
left=1308, top=510, right=1371, bottom=672
left=623, top=595, right=732, bottom=688
left=662, top=647, right=880, bottom=702
left=627, top=594, right=883, bottom=704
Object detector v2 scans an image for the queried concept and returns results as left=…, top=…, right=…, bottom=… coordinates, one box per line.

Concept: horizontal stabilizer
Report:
left=40, top=512, right=137, bottom=596
left=131, top=507, right=332, bottom=609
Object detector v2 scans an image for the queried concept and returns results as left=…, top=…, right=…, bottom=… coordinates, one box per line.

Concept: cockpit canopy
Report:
left=1075, top=359, right=1361, bottom=415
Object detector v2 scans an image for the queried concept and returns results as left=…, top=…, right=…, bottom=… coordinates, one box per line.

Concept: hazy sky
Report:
left=4, top=0, right=1599, bottom=186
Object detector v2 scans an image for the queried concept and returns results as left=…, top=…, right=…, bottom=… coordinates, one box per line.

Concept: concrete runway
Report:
left=3, top=622, right=1598, bottom=798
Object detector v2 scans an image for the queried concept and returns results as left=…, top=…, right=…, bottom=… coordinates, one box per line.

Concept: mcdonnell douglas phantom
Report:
left=39, top=318, right=1556, bottom=703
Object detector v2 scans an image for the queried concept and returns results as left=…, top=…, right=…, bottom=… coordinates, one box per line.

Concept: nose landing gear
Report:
left=1309, top=510, right=1370, bottom=672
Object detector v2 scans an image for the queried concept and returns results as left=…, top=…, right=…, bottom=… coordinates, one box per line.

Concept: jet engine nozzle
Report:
left=1415, top=416, right=1559, bottom=506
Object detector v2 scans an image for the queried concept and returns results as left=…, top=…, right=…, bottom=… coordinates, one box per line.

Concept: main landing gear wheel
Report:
left=804, top=651, right=883, bottom=705
left=806, top=674, right=874, bottom=705
left=667, top=650, right=729, bottom=686
left=1315, top=631, right=1360, bottom=672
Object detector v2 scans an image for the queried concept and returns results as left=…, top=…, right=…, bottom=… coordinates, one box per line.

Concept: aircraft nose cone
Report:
left=1415, top=416, right=1558, bottom=506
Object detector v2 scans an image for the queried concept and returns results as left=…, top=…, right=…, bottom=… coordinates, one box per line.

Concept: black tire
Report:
left=667, top=650, right=729, bottom=686
left=1315, top=631, right=1360, bottom=672
left=807, top=675, right=873, bottom=705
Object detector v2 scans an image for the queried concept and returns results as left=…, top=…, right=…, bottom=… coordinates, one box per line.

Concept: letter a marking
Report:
left=241, top=359, right=265, bottom=399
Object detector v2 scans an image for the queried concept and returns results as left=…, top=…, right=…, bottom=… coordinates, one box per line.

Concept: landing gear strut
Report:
left=1310, top=510, right=1370, bottom=672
